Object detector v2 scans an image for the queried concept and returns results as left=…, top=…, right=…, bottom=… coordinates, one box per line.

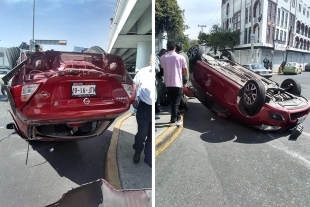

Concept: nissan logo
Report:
left=83, top=98, right=90, bottom=105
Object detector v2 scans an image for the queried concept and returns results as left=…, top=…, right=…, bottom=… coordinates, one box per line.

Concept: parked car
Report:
left=242, top=63, right=272, bottom=78
left=305, top=63, right=310, bottom=71
left=0, top=69, right=10, bottom=95
left=185, top=45, right=310, bottom=132
left=1, top=46, right=135, bottom=141
left=282, top=62, right=302, bottom=74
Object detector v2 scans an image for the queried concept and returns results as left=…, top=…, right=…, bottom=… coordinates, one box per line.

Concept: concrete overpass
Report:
left=107, top=0, right=152, bottom=71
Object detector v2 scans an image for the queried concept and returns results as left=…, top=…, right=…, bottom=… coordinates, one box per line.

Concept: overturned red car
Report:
left=1, top=46, right=135, bottom=141
left=185, top=45, right=310, bottom=132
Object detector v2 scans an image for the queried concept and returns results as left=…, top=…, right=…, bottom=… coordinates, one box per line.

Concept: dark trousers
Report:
left=167, top=87, right=182, bottom=123
left=133, top=101, right=152, bottom=162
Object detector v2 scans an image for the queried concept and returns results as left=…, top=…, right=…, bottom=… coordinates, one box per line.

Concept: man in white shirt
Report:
left=132, top=55, right=153, bottom=167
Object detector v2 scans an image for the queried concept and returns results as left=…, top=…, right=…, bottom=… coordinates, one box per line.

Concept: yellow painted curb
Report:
left=105, top=113, right=132, bottom=190
left=155, top=116, right=183, bottom=157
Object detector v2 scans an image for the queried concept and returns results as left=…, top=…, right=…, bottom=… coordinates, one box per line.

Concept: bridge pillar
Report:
left=135, top=41, right=152, bottom=72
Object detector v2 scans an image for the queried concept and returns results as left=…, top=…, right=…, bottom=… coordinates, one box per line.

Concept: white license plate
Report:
left=297, top=115, right=307, bottom=124
left=261, top=71, right=266, bottom=74
left=71, top=83, right=96, bottom=97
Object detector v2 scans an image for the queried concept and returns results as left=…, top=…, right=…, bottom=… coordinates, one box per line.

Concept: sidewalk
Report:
left=105, top=104, right=184, bottom=191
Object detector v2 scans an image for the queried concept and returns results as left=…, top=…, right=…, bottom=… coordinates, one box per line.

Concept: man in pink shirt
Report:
left=160, top=41, right=187, bottom=126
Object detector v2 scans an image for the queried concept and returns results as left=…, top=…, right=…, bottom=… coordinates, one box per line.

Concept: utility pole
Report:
left=250, top=0, right=254, bottom=62
left=198, top=25, right=206, bottom=33
left=285, top=26, right=292, bottom=64
left=32, top=0, right=35, bottom=51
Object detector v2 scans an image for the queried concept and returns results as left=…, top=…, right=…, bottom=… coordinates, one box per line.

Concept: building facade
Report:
left=222, top=0, right=310, bottom=71
left=0, top=47, right=9, bottom=67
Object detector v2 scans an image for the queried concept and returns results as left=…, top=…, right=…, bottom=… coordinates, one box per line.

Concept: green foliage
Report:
left=155, top=0, right=194, bottom=51
left=198, top=24, right=241, bottom=54
left=155, top=0, right=184, bottom=36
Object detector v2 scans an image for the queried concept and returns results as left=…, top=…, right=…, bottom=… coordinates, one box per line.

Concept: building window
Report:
left=233, top=12, right=241, bottom=30
left=277, top=8, right=280, bottom=25
left=299, top=4, right=301, bottom=12
left=281, top=10, right=284, bottom=27
left=249, top=6, right=251, bottom=21
left=267, top=26, right=270, bottom=43
left=308, top=11, right=309, bottom=18
left=268, top=3, right=272, bottom=21
left=273, top=6, right=276, bottom=23
left=280, top=30, right=283, bottom=41
left=284, top=31, right=287, bottom=42
left=285, top=13, right=288, bottom=28
left=248, top=27, right=251, bottom=43
left=226, top=3, right=230, bottom=15
left=292, top=0, right=295, bottom=7
left=244, top=28, right=248, bottom=44
left=259, top=3, right=261, bottom=15
left=271, top=28, right=275, bottom=42
left=303, top=8, right=306, bottom=15
left=276, top=29, right=279, bottom=40
left=245, top=8, right=248, bottom=23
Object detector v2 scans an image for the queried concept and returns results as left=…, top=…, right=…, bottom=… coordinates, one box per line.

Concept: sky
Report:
left=177, top=0, right=224, bottom=40
left=0, top=0, right=116, bottom=51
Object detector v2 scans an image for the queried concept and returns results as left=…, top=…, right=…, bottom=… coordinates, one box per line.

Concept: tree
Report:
left=155, top=0, right=190, bottom=50
left=155, top=0, right=184, bottom=36
left=198, top=24, right=241, bottom=54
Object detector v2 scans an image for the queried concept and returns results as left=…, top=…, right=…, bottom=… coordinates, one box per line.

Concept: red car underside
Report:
left=8, top=50, right=135, bottom=140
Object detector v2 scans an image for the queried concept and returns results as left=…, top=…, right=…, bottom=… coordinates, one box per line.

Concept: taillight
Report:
left=10, top=84, right=40, bottom=109
left=121, top=83, right=136, bottom=101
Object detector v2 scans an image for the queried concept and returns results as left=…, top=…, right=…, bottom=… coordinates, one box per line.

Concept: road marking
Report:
left=266, top=133, right=310, bottom=169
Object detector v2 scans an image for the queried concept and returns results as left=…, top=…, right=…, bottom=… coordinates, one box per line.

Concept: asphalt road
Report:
left=156, top=72, right=310, bottom=207
left=0, top=95, right=120, bottom=206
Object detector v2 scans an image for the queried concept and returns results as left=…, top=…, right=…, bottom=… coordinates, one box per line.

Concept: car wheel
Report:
left=187, top=45, right=203, bottom=63
left=85, top=46, right=106, bottom=54
left=280, top=78, right=301, bottom=95
left=220, top=50, right=235, bottom=62
left=6, top=47, right=20, bottom=70
left=242, top=79, right=266, bottom=112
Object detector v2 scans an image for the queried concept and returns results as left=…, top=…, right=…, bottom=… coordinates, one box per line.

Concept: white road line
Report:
left=266, top=133, right=310, bottom=169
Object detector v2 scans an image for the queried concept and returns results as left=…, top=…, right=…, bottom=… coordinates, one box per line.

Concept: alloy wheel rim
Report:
left=188, top=46, right=198, bottom=59
left=244, top=83, right=257, bottom=105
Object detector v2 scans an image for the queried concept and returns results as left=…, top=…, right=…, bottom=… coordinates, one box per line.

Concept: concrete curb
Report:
left=105, top=113, right=131, bottom=190
left=155, top=116, right=184, bottom=157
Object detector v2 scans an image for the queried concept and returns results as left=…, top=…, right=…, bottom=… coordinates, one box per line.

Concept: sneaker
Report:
left=170, top=121, right=182, bottom=126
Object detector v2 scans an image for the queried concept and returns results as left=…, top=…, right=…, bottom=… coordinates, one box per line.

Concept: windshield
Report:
left=288, top=62, right=296, bottom=66
left=251, top=64, right=265, bottom=70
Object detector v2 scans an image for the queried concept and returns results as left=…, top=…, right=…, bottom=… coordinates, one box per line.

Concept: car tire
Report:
left=242, top=79, right=266, bottom=113
left=220, top=50, right=235, bottom=62
left=6, top=47, right=20, bottom=70
left=85, top=46, right=106, bottom=54
left=280, top=78, right=301, bottom=96
left=187, top=45, right=203, bottom=63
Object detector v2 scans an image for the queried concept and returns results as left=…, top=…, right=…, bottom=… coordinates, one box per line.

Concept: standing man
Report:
left=132, top=55, right=153, bottom=167
left=263, top=57, right=270, bottom=69
left=176, top=43, right=189, bottom=86
left=160, top=41, right=187, bottom=126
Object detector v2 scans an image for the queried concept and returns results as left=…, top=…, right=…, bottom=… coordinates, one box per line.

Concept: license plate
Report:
left=261, top=71, right=266, bottom=74
left=297, top=115, right=307, bottom=124
left=71, top=83, right=96, bottom=97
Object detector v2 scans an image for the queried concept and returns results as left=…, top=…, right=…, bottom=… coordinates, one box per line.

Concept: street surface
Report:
left=156, top=73, right=310, bottom=207
left=0, top=95, right=119, bottom=206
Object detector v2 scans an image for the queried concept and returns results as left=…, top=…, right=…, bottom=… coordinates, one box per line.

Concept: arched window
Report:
left=226, top=3, right=230, bottom=15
